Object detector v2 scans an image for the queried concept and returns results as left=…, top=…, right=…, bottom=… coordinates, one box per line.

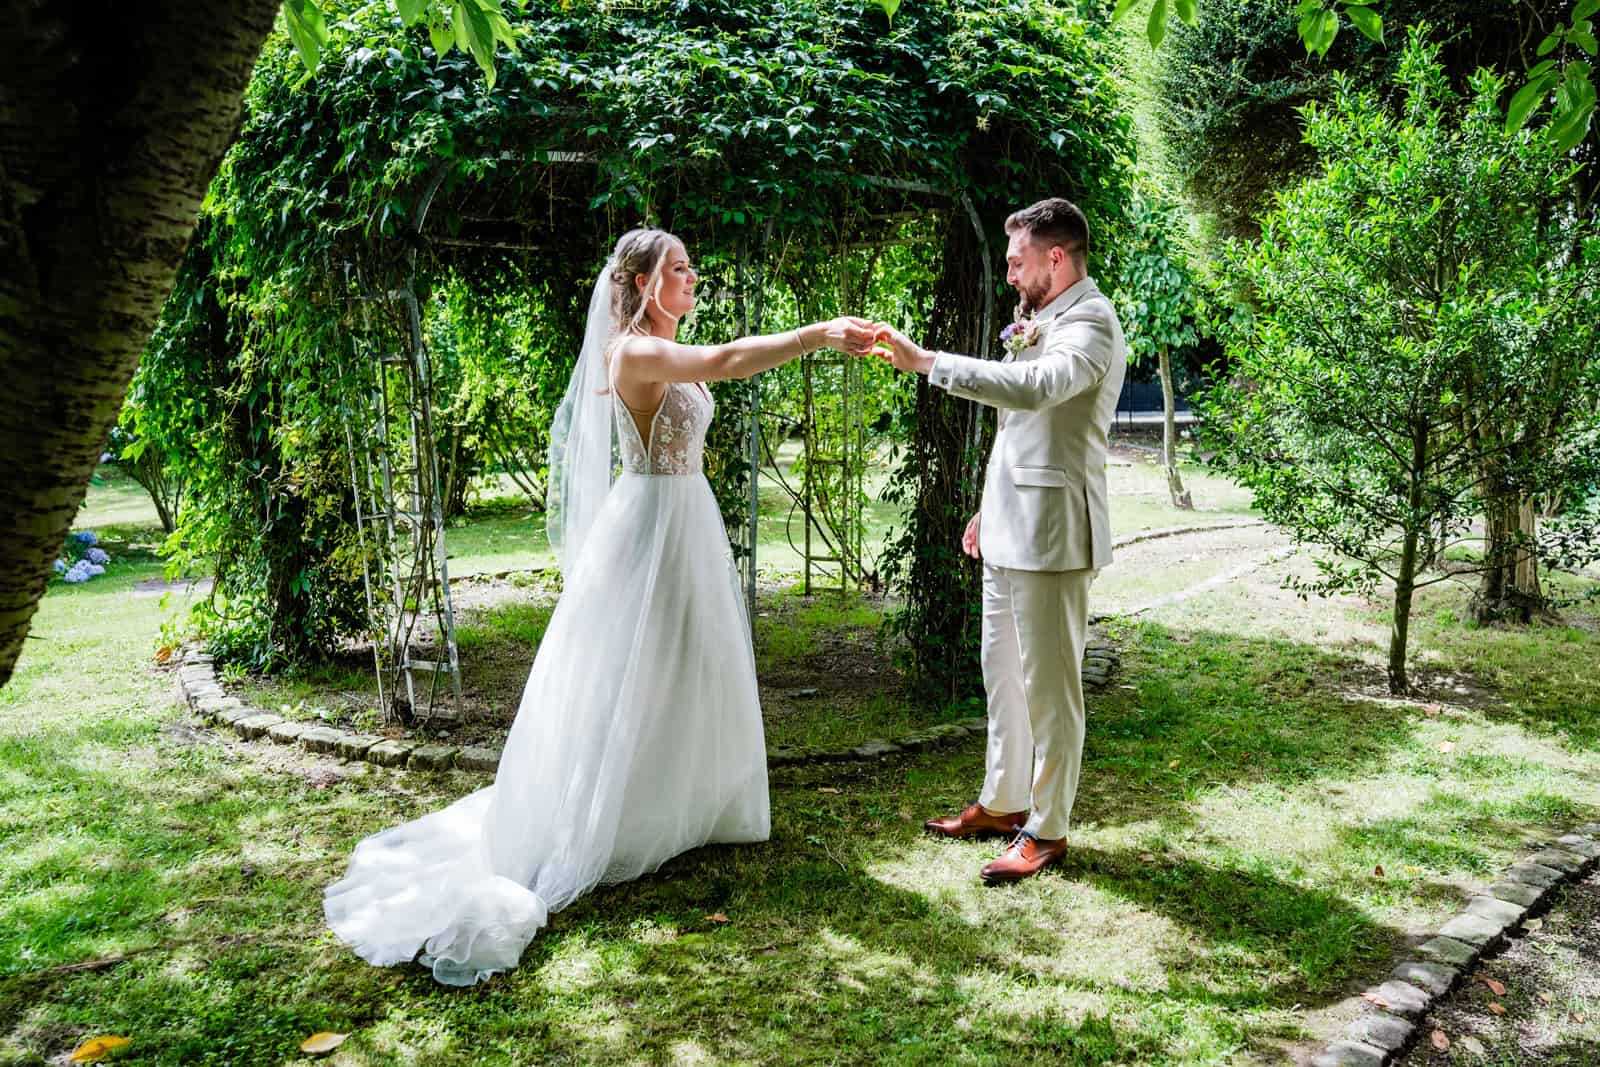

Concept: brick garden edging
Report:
left=1309, top=827, right=1600, bottom=1067
left=174, top=641, right=1122, bottom=775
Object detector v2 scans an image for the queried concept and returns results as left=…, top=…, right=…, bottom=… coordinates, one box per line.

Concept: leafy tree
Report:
left=1114, top=190, right=1198, bottom=509
left=1126, top=0, right=1596, bottom=156
left=1203, top=29, right=1600, bottom=693
left=1146, top=0, right=1532, bottom=246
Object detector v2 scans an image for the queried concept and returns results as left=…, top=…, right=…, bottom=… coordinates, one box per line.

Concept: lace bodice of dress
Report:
left=614, top=380, right=712, bottom=476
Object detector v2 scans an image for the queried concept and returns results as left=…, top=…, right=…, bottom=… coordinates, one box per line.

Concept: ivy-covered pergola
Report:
left=145, top=0, right=1136, bottom=714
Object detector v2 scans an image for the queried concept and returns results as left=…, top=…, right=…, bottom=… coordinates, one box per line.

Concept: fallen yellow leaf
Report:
left=1482, top=977, right=1507, bottom=997
left=1488, top=1002, right=1506, bottom=1016
left=1524, top=917, right=1544, bottom=932
left=1539, top=991, right=1554, bottom=1003
left=818, top=787, right=841, bottom=794
left=705, top=912, right=730, bottom=924
left=70, top=1037, right=131, bottom=1063
left=1574, top=1012, right=1587, bottom=1024
left=1167, top=759, right=1180, bottom=769
left=299, top=1032, right=348, bottom=1055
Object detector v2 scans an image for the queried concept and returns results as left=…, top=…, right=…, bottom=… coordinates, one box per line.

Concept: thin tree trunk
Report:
left=1389, top=528, right=1419, bottom=694
left=1157, top=344, right=1192, bottom=509
left=1388, top=423, right=1430, bottom=694
left=0, top=2, right=279, bottom=686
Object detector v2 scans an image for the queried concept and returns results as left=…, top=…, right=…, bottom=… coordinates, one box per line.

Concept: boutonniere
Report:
left=1000, top=317, right=1041, bottom=356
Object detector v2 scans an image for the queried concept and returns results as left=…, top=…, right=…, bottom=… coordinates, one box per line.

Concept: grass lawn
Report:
left=3, top=466, right=1597, bottom=1064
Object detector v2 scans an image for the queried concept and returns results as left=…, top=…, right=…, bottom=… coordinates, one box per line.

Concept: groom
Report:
left=872, top=197, right=1126, bottom=884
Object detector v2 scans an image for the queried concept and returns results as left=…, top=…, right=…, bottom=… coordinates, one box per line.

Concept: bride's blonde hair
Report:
left=607, top=228, right=679, bottom=340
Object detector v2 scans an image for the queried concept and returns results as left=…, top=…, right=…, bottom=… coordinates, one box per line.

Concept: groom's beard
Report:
left=1016, top=279, right=1050, bottom=317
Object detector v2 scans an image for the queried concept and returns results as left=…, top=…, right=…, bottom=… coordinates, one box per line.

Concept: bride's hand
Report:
left=812, top=316, right=877, bottom=356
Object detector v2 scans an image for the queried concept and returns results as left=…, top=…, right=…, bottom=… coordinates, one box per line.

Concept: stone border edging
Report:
left=1111, top=518, right=1265, bottom=551
left=1309, top=826, right=1600, bottom=1067
left=173, top=642, right=1122, bottom=775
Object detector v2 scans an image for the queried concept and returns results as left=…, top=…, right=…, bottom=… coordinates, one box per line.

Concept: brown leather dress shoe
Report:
left=980, top=831, right=1068, bottom=884
left=923, top=802, right=1028, bottom=840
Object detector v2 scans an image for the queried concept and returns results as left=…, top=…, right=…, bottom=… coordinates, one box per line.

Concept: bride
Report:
left=324, top=228, right=876, bottom=985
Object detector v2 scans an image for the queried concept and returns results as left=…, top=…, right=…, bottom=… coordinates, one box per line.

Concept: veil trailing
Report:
left=545, top=265, right=619, bottom=572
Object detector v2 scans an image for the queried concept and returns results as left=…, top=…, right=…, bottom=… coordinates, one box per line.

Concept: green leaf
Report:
left=1551, top=97, right=1596, bottom=150
left=452, top=0, right=499, bottom=86
left=873, top=0, right=901, bottom=23
left=1506, top=71, right=1560, bottom=134
left=1147, top=0, right=1169, bottom=51
left=1579, top=0, right=1600, bottom=20
left=1570, top=24, right=1599, bottom=57
left=282, top=0, right=329, bottom=72
left=1174, top=0, right=1197, bottom=25
left=1299, top=7, right=1338, bottom=57
left=1551, top=62, right=1598, bottom=149
left=428, top=15, right=454, bottom=57
left=1346, top=5, right=1382, bottom=45
left=396, top=0, right=428, bottom=27
left=1111, top=0, right=1143, bottom=24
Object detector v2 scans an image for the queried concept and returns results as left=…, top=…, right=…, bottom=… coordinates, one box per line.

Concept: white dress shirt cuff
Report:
left=929, top=353, right=958, bottom=392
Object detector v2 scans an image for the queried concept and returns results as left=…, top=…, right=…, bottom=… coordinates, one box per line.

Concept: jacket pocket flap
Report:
left=1012, top=465, right=1069, bottom=488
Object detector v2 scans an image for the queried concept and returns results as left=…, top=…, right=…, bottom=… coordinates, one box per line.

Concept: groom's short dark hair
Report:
left=1005, top=198, right=1089, bottom=268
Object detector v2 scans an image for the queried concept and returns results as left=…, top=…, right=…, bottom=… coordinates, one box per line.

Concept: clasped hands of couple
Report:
left=815, top=316, right=934, bottom=374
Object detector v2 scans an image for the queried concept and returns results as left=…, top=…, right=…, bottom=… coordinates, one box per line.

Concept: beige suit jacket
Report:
left=928, top=277, right=1127, bottom=573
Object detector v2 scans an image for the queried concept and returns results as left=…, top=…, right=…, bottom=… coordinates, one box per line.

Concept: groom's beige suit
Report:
left=927, top=277, right=1126, bottom=840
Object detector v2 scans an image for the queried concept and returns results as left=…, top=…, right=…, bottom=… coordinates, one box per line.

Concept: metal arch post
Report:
left=405, top=160, right=463, bottom=708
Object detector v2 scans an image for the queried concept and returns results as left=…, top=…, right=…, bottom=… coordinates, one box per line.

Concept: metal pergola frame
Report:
left=335, top=153, right=996, bottom=716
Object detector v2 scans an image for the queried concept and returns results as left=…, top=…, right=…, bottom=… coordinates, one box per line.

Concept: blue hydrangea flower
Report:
left=54, top=559, right=67, bottom=573
left=63, top=566, right=89, bottom=584
left=73, top=530, right=99, bottom=546
left=87, top=547, right=110, bottom=565
left=85, top=563, right=106, bottom=577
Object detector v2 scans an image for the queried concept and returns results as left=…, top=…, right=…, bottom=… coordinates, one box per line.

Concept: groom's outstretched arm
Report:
left=874, top=305, right=1117, bottom=412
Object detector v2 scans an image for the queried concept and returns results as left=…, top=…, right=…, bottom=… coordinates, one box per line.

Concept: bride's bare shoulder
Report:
left=611, top=334, right=672, bottom=364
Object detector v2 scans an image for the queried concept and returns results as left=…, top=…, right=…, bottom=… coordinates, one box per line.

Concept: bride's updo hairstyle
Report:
left=608, top=228, right=679, bottom=336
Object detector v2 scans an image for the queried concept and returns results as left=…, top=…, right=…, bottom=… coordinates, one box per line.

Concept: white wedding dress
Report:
left=324, top=379, right=770, bottom=986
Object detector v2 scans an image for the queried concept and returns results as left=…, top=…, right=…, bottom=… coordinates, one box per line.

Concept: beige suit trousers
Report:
left=977, top=563, right=1093, bottom=840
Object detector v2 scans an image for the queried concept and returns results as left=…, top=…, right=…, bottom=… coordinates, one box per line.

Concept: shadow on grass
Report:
left=2, top=729, right=1391, bottom=1065
left=7, top=599, right=1597, bottom=1063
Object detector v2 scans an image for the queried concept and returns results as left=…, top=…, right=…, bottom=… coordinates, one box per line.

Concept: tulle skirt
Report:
left=324, top=472, right=770, bottom=985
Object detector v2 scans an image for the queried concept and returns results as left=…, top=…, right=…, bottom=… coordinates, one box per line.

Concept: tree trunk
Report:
left=1475, top=491, right=1546, bottom=623
left=1157, top=344, right=1192, bottom=510
left=1388, top=424, right=1430, bottom=695
left=0, top=1, right=279, bottom=687
left=889, top=204, right=994, bottom=702
left=1388, top=528, right=1418, bottom=695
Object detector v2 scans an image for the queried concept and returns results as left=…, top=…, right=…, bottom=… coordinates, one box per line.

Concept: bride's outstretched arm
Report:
left=614, top=317, right=876, bottom=387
